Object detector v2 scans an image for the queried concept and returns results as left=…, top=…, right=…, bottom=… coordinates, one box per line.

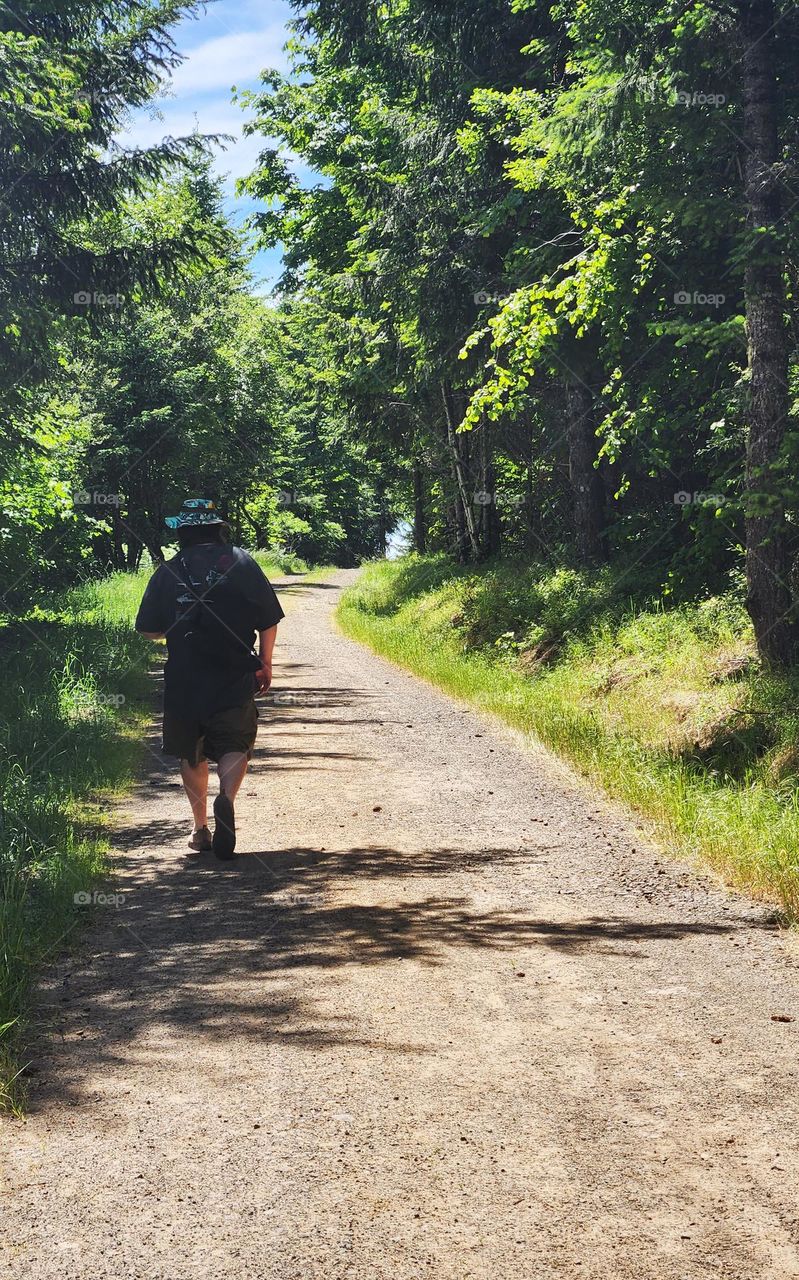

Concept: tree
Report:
left=0, top=0, right=212, bottom=409
left=739, top=0, right=796, bottom=664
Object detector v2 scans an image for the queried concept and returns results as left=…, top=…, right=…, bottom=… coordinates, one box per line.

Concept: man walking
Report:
left=135, top=498, right=284, bottom=860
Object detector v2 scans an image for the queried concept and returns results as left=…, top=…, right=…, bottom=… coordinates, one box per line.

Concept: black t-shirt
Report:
left=135, top=544, right=284, bottom=718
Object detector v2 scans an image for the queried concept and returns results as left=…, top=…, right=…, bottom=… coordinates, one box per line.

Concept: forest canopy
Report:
left=4, top=0, right=799, bottom=666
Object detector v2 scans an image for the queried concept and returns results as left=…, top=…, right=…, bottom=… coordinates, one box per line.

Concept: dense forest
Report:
left=239, top=0, right=799, bottom=668
left=5, top=0, right=799, bottom=669
left=0, top=0, right=388, bottom=602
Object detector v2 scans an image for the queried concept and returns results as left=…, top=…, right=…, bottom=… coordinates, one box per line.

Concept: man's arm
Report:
left=256, top=624, right=278, bottom=691
left=134, top=564, right=169, bottom=639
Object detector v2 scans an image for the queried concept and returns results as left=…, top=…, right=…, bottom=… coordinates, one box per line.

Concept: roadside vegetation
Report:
left=0, top=571, right=151, bottom=1111
left=340, top=558, right=799, bottom=922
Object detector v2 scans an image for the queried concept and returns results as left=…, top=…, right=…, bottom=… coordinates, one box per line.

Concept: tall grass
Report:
left=339, top=557, right=799, bottom=922
left=0, top=569, right=152, bottom=1110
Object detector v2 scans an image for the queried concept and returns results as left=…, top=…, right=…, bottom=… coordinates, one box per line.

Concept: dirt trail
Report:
left=3, top=569, right=799, bottom=1280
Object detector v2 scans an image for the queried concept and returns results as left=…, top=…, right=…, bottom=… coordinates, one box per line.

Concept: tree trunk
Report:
left=124, top=507, right=163, bottom=567
left=564, top=375, right=606, bottom=566
left=111, top=504, right=125, bottom=571
left=476, top=420, right=501, bottom=557
left=242, top=508, right=266, bottom=547
left=441, top=380, right=480, bottom=561
left=741, top=0, right=796, bottom=665
left=412, top=458, right=427, bottom=554
left=375, top=477, right=389, bottom=555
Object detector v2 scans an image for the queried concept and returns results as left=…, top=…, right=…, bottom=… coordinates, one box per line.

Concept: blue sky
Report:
left=120, top=0, right=312, bottom=292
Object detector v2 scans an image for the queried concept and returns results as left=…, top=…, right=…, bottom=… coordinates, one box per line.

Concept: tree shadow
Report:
left=23, top=830, right=750, bottom=1114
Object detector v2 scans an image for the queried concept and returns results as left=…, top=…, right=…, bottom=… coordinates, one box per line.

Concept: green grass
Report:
left=339, top=556, right=799, bottom=922
left=0, top=567, right=155, bottom=1110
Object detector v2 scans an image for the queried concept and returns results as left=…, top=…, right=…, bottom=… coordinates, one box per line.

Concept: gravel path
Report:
left=3, top=569, right=799, bottom=1280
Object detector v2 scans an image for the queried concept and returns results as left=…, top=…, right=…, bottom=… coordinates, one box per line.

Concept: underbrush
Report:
left=254, top=549, right=308, bottom=576
left=339, top=555, right=799, bottom=921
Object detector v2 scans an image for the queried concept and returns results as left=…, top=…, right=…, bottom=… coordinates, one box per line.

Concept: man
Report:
left=135, top=498, right=284, bottom=860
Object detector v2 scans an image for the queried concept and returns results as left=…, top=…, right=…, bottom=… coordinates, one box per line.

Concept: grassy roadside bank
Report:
left=338, top=556, right=799, bottom=922
left=0, top=569, right=152, bottom=1110
left=0, top=548, right=304, bottom=1111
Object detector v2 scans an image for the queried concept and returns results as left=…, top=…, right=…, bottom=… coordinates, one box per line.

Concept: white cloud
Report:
left=117, top=18, right=296, bottom=183
left=119, top=96, right=318, bottom=187
left=121, top=101, right=239, bottom=150
left=169, top=25, right=288, bottom=96
left=120, top=101, right=288, bottom=184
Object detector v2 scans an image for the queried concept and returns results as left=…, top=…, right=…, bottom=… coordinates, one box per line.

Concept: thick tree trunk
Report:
left=564, top=375, right=606, bottom=566
left=441, top=380, right=480, bottom=561
left=741, top=0, right=796, bottom=665
left=412, top=458, right=427, bottom=554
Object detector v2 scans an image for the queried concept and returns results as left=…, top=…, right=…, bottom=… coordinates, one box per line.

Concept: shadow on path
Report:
left=26, top=826, right=742, bottom=1115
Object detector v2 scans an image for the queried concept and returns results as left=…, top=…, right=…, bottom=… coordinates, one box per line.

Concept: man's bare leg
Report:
left=181, top=758, right=209, bottom=832
left=217, top=751, right=248, bottom=801
left=212, top=752, right=248, bottom=859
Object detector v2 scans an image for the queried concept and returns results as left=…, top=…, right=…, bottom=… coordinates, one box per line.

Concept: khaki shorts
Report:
left=162, top=700, right=258, bottom=766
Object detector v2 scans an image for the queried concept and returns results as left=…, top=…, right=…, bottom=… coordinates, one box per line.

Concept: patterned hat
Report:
left=164, top=498, right=225, bottom=529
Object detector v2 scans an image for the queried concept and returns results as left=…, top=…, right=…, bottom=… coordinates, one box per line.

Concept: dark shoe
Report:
left=213, top=792, right=236, bottom=860
left=187, top=825, right=212, bottom=854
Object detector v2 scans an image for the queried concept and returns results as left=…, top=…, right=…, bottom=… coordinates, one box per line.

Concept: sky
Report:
left=120, top=0, right=313, bottom=292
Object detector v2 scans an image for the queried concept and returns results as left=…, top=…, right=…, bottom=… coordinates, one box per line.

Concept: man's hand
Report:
left=256, top=625, right=278, bottom=695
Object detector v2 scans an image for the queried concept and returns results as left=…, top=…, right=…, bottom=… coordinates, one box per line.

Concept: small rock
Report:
left=771, top=1013, right=794, bottom=1023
